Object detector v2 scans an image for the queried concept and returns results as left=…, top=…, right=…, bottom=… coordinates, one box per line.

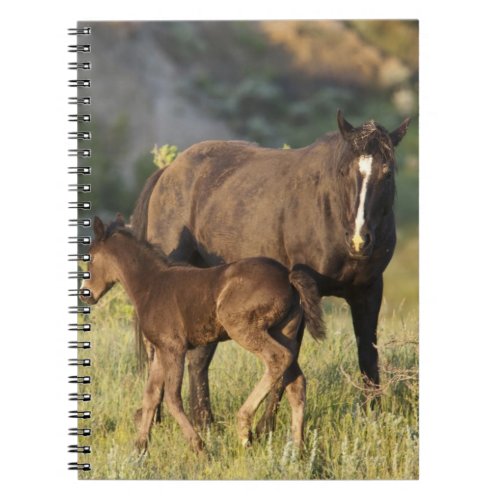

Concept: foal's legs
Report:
left=140, top=343, right=214, bottom=430
left=256, top=317, right=305, bottom=437
left=135, top=354, right=165, bottom=454
left=229, top=329, right=294, bottom=446
left=268, top=313, right=305, bottom=447
left=282, top=361, right=306, bottom=447
left=158, top=348, right=204, bottom=453
left=135, top=343, right=164, bottom=427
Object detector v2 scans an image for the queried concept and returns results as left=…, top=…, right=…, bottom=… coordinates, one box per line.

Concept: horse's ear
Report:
left=115, top=213, right=125, bottom=227
left=390, top=117, right=411, bottom=147
left=93, top=216, right=106, bottom=241
left=337, top=109, right=355, bottom=140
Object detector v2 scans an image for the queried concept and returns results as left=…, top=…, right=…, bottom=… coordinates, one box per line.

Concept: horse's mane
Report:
left=105, top=223, right=191, bottom=269
left=349, top=120, right=395, bottom=163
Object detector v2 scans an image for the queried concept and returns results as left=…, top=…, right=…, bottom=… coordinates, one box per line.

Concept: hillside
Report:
left=80, top=21, right=418, bottom=217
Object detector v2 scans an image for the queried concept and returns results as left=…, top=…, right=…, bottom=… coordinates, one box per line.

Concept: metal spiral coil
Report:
left=68, top=97, right=91, bottom=105
left=68, top=25, right=92, bottom=473
left=69, top=410, right=91, bottom=419
left=68, top=254, right=90, bottom=262
left=68, top=184, right=91, bottom=193
left=68, top=79, right=91, bottom=88
left=68, top=148, right=91, bottom=158
left=69, top=306, right=91, bottom=315
left=68, top=236, right=91, bottom=245
left=68, top=131, right=92, bottom=140
left=68, top=27, right=92, bottom=35
left=69, top=393, right=92, bottom=402
left=68, top=201, right=91, bottom=210
left=68, top=323, right=91, bottom=332
left=68, top=62, right=91, bottom=71
left=68, top=463, right=92, bottom=472
left=68, top=427, right=92, bottom=436
left=68, top=271, right=90, bottom=280
left=69, top=375, right=91, bottom=384
left=68, top=219, right=91, bottom=228
left=69, top=428, right=92, bottom=436
left=68, top=166, right=91, bottom=175
left=68, top=44, right=91, bottom=53
left=68, top=114, right=91, bottom=123
left=69, top=341, right=91, bottom=349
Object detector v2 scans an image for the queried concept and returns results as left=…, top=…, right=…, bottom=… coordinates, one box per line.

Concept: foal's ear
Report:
left=337, top=109, right=355, bottom=140
left=93, top=216, right=106, bottom=241
left=115, top=213, right=125, bottom=227
left=390, top=117, right=411, bottom=146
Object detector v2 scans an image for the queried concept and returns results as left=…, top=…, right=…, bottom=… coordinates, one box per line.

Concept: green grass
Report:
left=79, top=235, right=418, bottom=480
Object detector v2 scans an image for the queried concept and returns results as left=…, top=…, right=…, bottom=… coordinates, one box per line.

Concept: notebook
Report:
left=69, top=20, right=419, bottom=479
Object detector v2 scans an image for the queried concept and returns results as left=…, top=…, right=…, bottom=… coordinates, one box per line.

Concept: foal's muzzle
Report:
left=80, top=288, right=97, bottom=305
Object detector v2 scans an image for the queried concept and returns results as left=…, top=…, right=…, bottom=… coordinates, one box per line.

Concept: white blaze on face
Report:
left=352, top=155, right=373, bottom=252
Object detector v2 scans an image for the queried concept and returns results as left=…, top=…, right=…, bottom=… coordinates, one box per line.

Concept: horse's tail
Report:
left=130, top=167, right=165, bottom=367
left=130, top=167, right=165, bottom=240
left=289, top=270, right=326, bottom=341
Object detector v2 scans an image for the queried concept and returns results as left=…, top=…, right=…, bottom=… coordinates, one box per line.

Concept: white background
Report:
left=1, top=1, right=498, bottom=498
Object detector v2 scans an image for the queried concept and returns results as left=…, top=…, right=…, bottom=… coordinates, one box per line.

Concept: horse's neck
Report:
left=109, top=236, right=165, bottom=312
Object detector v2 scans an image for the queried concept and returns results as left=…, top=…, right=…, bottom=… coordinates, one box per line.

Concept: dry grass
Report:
left=78, top=233, right=418, bottom=480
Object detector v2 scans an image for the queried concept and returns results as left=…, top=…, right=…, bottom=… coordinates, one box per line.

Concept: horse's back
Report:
left=147, top=139, right=306, bottom=264
left=148, top=140, right=262, bottom=222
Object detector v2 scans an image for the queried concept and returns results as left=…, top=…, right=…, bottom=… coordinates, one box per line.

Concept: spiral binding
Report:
left=68, top=26, right=92, bottom=473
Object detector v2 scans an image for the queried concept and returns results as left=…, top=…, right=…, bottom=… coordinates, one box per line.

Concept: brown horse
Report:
left=131, top=111, right=410, bottom=432
left=81, top=215, right=325, bottom=453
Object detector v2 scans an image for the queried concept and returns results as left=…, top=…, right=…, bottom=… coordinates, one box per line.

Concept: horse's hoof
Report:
left=240, top=430, right=253, bottom=448
left=134, top=437, right=148, bottom=456
left=192, top=439, right=205, bottom=454
left=255, top=419, right=274, bottom=439
left=191, top=408, right=214, bottom=430
left=197, top=446, right=207, bottom=458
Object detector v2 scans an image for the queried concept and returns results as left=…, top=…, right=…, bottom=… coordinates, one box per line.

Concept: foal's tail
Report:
left=289, top=270, right=326, bottom=341
left=130, top=167, right=165, bottom=367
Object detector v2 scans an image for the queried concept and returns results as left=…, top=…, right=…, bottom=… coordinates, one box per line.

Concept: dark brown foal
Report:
left=82, top=215, right=325, bottom=453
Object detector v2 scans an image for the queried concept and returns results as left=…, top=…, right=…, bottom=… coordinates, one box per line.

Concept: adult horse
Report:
left=131, top=110, right=410, bottom=430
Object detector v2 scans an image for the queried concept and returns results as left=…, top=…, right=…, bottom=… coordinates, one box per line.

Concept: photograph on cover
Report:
left=75, top=20, right=418, bottom=479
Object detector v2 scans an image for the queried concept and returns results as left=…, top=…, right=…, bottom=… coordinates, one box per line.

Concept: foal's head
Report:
left=336, top=110, right=410, bottom=259
left=80, top=214, right=126, bottom=305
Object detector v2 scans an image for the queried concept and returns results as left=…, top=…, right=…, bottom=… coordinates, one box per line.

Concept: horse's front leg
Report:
left=346, top=275, right=383, bottom=405
left=187, top=343, right=217, bottom=429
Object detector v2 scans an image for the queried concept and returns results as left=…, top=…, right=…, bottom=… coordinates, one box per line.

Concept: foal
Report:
left=81, top=215, right=325, bottom=453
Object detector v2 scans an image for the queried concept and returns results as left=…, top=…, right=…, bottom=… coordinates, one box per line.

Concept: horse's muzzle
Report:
left=346, top=230, right=374, bottom=259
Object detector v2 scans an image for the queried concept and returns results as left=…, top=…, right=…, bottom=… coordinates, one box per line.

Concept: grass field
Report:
left=78, top=230, right=418, bottom=480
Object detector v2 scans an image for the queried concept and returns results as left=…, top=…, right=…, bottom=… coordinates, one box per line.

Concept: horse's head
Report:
left=336, top=110, right=410, bottom=259
left=80, top=214, right=126, bottom=304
